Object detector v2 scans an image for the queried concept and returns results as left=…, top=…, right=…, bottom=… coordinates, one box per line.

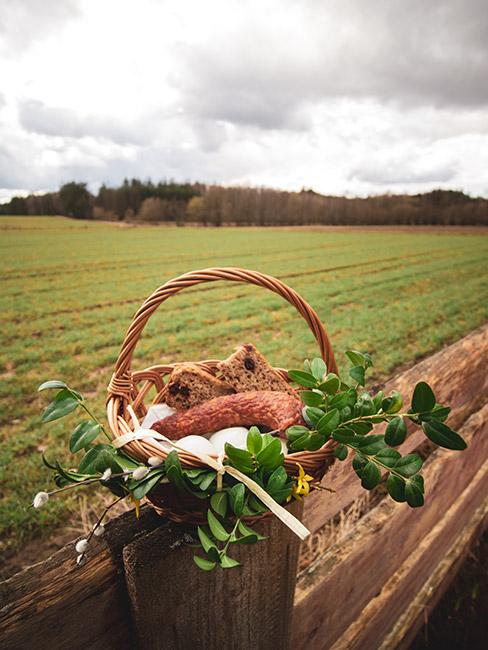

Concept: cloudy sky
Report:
left=1, top=0, right=487, bottom=201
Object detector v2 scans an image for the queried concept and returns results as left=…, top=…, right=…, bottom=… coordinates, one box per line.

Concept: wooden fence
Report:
left=1, top=325, right=487, bottom=649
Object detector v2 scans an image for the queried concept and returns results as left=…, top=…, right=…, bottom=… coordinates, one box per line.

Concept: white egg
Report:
left=177, top=435, right=216, bottom=455
left=210, top=427, right=249, bottom=454
left=141, top=403, right=176, bottom=428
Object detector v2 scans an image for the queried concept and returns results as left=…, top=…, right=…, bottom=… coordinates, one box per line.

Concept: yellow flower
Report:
left=288, top=463, right=314, bottom=501
left=130, top=495, right=141, bottom=518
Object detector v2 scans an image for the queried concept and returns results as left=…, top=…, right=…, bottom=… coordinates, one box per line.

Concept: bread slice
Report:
left=218, top=344, right=296, bottom=396
left=165, top=363, right=234, bottom=410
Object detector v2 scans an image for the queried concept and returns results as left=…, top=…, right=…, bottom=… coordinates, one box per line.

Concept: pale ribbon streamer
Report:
left=113, top=411, right=310, bottom=541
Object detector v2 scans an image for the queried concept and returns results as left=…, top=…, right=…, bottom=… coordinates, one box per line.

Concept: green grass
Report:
left=1, top=216, right=487, bottom=556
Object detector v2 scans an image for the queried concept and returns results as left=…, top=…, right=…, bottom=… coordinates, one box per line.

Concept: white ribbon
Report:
left=114, top=411, right=310, bottom=541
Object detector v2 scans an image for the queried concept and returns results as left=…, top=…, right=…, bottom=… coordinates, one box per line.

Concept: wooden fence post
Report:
left=123, top=499, right=303, bottom=650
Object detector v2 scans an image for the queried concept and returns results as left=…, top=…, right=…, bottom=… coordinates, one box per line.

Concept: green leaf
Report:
left=207, top=509, right=230, bottom=542
left=197, top=471, right=216, bottom=491
left=405, top=475, right=424, bottom=507
left=328, top=392, right=350, bottom=410
left=38, top=379, right=68, bottom=392
left=210, top=491, right=228, bottom=517
left=300, top=391, right=324, bottom=407
left=317, top=408, right=340, bottom=435
left=345, top=349, right=371, bottom=368
left=382, top=391, right=403, bottom=414
left=354, top=434, right=386, bottom=455
left=375, top=447, right=401, bottom=467
left=305, top=432, right=328, bottom=451
left=165, top=450, right=186, bottom=490
left=304, top=406, right=325, bottom=426
left=234, top=533, right=258, bottom=545
left=286, top=425, right=310, bottom=442
left=332, top=427, right=355, bottom=444
left=372, top=390, right=385, bottom=411
left=256, top=438, right=283, bottom=472
left=197, top=526, right=216, bottom=553
left=225, top=444, right=255, bottom=474
left=349, top=365, right=365, bottom=386
left=112, top=452, right=140, bottom=471
left=422, top=420, right=467, bottom=451
left=78, top=444, right=116, bottom=474
left=193, top=555, right=216, bottom=571
left=289, top=433, right=311, bottom=452
left=246, top=427, right=263, bottom=455
left=334, top=444, right=348, bottom=460
left=411, top=381, right=436, bottom=413
left=386, top=474, right=406, bottom=502
left=266, top=466, right=292, bottom=502
left=349, top=421, right=374, bottom=435
left=131, top=470, right=165, bottom=499
left=229, top=483, right=245, bottom=516
left=422, top=404, right=451, bottom=422
left=311, top=358, right=327, bottom=382
left=41, top=388, right=79, bottom=422
left=69, top=420, right=101, bottom=453
left=287, top=370, right=317, bottom=388
left=360, top=461, right=382, bottom=489
left=394, top=454, right=423, bottom=477
left=238, top=521, right=266, bottom=541
left=319, top=373, right=340, bottom=395
left=221, top=554, right=240, bottom=569
left=385, top=416, right=407, bottom=447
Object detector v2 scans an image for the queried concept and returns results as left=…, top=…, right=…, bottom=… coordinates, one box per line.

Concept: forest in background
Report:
left=1, top=179, right=487, bottom=226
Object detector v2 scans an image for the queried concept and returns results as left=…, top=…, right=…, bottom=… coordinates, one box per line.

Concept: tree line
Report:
left=1, top=179, right=487, bottom=226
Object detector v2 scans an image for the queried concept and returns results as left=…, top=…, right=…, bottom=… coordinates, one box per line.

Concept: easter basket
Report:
left=106, top=267, right=338, bottom=524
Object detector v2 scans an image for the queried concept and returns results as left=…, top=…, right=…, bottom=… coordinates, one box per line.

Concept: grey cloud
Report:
left=174, top=0, right=488, bottom=131
left=0, top=0, right=80, bottom=53
left=18, top=100, right=152, bottom=145
left=349, top=161, right=457, bottom=186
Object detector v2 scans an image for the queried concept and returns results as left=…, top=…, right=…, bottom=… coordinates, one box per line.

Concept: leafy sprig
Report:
left=286, top=350, right=466, bottom=507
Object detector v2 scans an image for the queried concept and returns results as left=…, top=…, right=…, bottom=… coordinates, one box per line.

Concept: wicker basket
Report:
left=106, top=267, right=338, bottom=523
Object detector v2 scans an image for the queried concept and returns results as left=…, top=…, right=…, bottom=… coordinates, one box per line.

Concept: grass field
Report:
left=1, top=216, right=488, bottom=558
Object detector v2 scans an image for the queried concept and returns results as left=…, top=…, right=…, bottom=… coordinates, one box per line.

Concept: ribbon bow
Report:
left=113, top=407, right=310, bottom=541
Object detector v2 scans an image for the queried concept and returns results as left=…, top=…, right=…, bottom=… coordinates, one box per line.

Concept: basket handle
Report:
left=108, top=267, right=337, bottom=398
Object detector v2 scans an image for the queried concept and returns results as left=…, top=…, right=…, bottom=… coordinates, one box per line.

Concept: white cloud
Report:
left=0, top=0, right=487, bottom=200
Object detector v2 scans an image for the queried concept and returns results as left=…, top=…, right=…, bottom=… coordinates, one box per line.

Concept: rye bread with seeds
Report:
left=217, top=343, right=296, bottom=396
left=165, top=363, right=234, bottom=410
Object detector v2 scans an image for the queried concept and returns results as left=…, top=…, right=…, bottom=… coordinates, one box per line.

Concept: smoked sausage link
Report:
left=151, top=390, right=304, bottom=439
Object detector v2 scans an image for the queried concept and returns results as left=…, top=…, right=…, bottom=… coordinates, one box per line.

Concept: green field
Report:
left=1, top=216, right=488, bottom=558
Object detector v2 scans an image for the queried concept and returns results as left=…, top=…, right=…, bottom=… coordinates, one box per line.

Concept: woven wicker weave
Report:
left=106, top=267, right=338, bottom=522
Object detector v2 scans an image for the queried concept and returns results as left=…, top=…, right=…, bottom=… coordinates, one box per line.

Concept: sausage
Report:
left=151, top=390, right=304, bottom=439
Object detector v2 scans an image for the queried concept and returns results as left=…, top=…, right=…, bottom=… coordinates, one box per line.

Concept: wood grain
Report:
left=0, top=507, right=163, bottom=650
left=123, top=500, right=303, bottom=650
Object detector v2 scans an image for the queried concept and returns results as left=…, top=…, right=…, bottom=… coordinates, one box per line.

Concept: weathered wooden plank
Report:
left=380, top=499, right=488, bottom=650
left=123, top=499, right=303, bottom=650
left=329, top=471, right=488, bottom=650
left=292, top=400, right=488, bottom=650
left=0, top=507, right=162, bottom=650
left=303, top=323, right=488, bottom=533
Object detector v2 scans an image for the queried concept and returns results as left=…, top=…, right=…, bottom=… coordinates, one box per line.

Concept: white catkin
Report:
left=132, top=466, right=149, bottom=480
left=93, top=524, right=105, bottom=537
left=75, top=539, right=88, bottom=554
left=148, top=456, right=163, bottom=467
left=101, top=468, right=112, bottom=481
left=33, top=492, right=49, bottom=508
